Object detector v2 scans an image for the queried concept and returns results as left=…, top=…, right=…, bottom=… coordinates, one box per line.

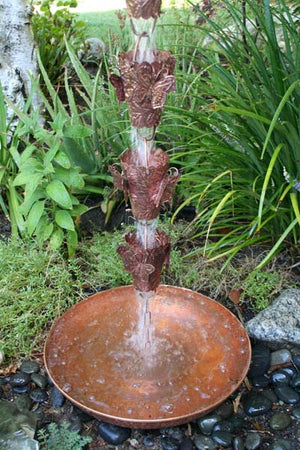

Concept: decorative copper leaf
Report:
left=108, top=164, right=129, bottom=203
left=117, top=51, right=176, bottom=128
left=120, top=148, right=176, bottom=220
left=117, top=229, right=170, bottom=292
left=159, top=168, right=180, bottom=205
left=109, top=74, right=126, bottom=104
left=126, top=0, right=162, bottom=19
left=152, top=75, right=176, bottom=109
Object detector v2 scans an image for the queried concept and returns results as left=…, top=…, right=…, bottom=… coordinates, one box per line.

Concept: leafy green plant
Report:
left=37, top=422, right=92, bottom=450
left=166, top=0, right=300, bottom=268
left=242, top=270, right=282, bottom=311
left=31, top=0, right=86, bottom=86
left=5, top=41, right=128, bottom=255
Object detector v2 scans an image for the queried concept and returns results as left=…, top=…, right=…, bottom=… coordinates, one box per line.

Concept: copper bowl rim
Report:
left=44, top=285, right=252, bottom=428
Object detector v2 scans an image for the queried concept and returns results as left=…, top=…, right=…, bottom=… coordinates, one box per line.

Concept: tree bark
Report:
left=0, top=0, right=40, bottom=125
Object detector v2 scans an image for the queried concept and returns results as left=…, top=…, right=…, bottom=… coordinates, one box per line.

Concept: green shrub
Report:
left=166, top=0, right=300, bottom=268
left=31, top=0, right=86, bottom=86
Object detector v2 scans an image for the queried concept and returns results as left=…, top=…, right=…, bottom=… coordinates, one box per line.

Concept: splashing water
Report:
left=128, top=289, right=156, bottom=357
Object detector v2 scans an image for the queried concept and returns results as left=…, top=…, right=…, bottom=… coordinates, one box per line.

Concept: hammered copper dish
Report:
left=45, top=285, right=251, bottom=429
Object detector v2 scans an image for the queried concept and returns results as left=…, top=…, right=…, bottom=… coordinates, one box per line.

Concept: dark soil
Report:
left=0, top=211, right=11, bottom=239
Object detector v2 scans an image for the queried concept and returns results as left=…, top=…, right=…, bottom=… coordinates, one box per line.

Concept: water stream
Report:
left=130, top=19, right=158, bottom=356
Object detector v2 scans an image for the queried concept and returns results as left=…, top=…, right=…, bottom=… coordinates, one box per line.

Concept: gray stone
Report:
left=293, top=407, right=300, bottom=419
left=77, top=38, right=105, bottom=62
left=0, top=430, right=39, bottom=450
left=161, top=436, right=179, bottom=450
left=214, top=401, right=233, bottom=419
left=271, top=370, right=291, bottom=386
left=97, top=421, right=131, bottom=445
left=244, top=432, right=262, bottom=450
left=194, top=434, right=216, bottom=450
left=271, top=349, right=292, bottom=366
left=10, top=372, right=30, bottom=387
left=197, top=413, right=221, bottom=435
left=31, top=373, right=47, bottom=389
left=179, top=438, right=193, bottom=450
left=269, top=439, right=293, bottom=450
left=0, top=399, right=37, bottom=439
left=246, top=289, right=300, bottom=345
left=275, top=386, right=300, bottom=404
left=270, top=412, right=291, bottom=430
left=19, top=361, right=39, bottom=375
left=243, top=393, right=273, bottom=416
left=233, top=436, right=245, bottom=450
left=211, top=430, right=232, bottom=447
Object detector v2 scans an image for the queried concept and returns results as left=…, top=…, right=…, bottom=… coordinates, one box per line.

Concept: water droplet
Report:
left=160, top=403, right=174, bottom=413
left=127, top=408, right=132, bottom=414
left=240, top=349, right=246, bottom=354
left=61, top=360, right=66, bottom=366
left=89, top=395, right=95, bottom=401
left=186, top=397, right=191, bottom=402
left=133, top=383, right=141, bottom=388
left=62, top=383, right=72, bottom=393
left=183, top=385, right=188, bottom=391
left=96, top=378, right=105, bottom=384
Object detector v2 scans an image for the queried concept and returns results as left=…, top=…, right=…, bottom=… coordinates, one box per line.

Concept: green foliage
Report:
left=0, top=238, right=83, bottom=360
left=5, top=42, right=125, bottom=256
left=31, top=0, right=86, bottom=86
left=242, top=270, right=282, bottom=311
left=37, top=422, right=92, bottom=450
left=166, top=0, right=300, bottom=267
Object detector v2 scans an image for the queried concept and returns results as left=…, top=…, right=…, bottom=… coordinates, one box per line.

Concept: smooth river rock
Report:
left=243, top=393, right=273, bottom=416
left=275, top=386, right=300, bottom=404
left=97, top=421, right=131, bottom=445
left=246, top=288, right=300, bottom=345
left=270, top=412, right=291, bottom=430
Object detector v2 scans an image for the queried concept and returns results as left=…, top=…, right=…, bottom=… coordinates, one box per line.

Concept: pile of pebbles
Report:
left=1, top=344, right=300, bottom=449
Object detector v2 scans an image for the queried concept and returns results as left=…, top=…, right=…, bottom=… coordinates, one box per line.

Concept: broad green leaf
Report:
left=13, top=171, right=36, bottom=186
left=63, top=125, right=93, bottom=139
left=20, top=188, right=45, bottom=215
left=70, top=204, right=88, bottom=216
left=55, top=210, right=75, bottom=231
left=54, top=151, right=71, bottom=169
left=67, top=229, right=78, bottom=258
left=44, top=142, right=60, bottom=167
left=46, top=179, right=72, bottom=209
left=26, top=201, right=45, bottom=236
left=36, top=217, right=54, bottom=243
left=49, top=228, right=64, bottom=250
left=63, top=136, right=95, bottom=173
left=55, top=167, right=85, bottom=189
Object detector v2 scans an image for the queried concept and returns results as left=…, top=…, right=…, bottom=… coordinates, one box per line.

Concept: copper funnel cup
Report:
left=44, top=285, right=251, bottom=429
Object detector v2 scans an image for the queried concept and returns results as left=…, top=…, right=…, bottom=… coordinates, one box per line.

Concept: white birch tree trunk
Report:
left=0, top=0, right=40, bottom=125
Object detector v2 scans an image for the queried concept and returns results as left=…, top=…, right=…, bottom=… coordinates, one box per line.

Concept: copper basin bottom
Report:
left=44, top=285, right=251, bottom=429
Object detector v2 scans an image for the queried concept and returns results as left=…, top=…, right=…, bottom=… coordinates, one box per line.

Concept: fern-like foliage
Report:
left=37, top=422, right=92, bottom=450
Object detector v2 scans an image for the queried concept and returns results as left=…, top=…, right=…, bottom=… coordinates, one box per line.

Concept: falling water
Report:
left=129, top=20, right=158, bottom=355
